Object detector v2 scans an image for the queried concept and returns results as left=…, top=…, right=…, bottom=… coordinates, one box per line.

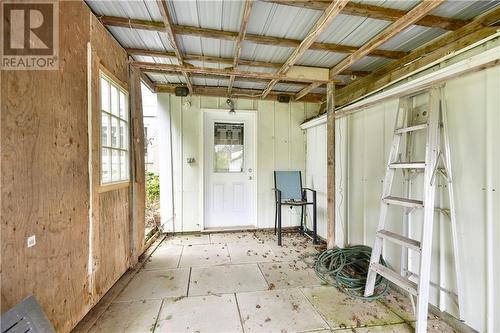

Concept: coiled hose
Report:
left=314, top=245, right=389, bottom=301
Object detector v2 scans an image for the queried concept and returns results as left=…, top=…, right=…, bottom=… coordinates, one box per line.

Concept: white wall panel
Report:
left=158, top=95, right=316, bottom=232
left=337, top=65, right=500, bottom=333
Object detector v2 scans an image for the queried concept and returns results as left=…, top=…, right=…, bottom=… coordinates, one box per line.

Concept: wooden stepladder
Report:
left=364, top=87, right=463, bottom=333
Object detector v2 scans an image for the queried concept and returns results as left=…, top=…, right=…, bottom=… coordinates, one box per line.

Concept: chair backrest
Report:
left=274, top=171, right=302, bottom=200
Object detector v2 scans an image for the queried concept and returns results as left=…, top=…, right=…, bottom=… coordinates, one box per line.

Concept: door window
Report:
left=213, top=122, right=244, bottom=173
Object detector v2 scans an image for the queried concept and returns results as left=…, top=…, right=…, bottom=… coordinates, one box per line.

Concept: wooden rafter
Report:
left=142, top=69, right=346, bottom=88
left=228, top=0, right=253, bottom=95
left=155, top=84, right=325, bottom=103
left=125, top=47, right=370, bottom=77
left=335, top=6, right=500, bottom=106
left=329, top=0, right=446, bottom=79
left=100, top=16, right=406, bottom=60
left=261, top=0, right=349, bottom=98
left=155, top=0, right=193, bottom=93
left=296, top=0, right=447, bottom=100
left=133, top=61, right=342, bottom=84
left=264, top=1, right=469, bottom=31
left=140, top=72, right=156, bottom=92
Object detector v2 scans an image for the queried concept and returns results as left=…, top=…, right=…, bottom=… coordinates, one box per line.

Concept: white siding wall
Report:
left=334, top=65, right=499, bottom=332
left=157, top=93, right=320, bottom=232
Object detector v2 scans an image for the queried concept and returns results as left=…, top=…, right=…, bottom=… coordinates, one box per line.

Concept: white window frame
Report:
left=99, top=70, right=130, bottom=186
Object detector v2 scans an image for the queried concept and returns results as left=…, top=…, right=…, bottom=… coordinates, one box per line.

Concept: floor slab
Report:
left=178, top=244, right=231, bottom=267
left=258, top=260, right=322, bottom=289
left=163, top=234, right=211, bottom=246
left=88, top=300, right=162, bottom=333
left=236, top=288, right=329, bottom=333
left=115, top=268, right=189, bottom=301
left=209, top=232, right=262, bottom=245
left=227, top=243, right=276, bottom=264
left=155, top=294, right=243, bottom=333
left=189, top=264, right=268, bottom=296
left=143, top=244, right=183, bottom=270
left=301, top=286, right=405, bottom=329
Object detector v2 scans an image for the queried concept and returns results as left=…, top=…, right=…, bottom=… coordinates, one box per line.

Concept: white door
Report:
left=203, top=111, right=256, bottom=229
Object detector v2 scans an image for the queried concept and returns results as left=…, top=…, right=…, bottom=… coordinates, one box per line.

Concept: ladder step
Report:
left=389, top=162, right=426, bottom=169
left=383, top=196, right=424, bottom=208
left=370, top=263, right=418, bottom=296
left=377, top=230, right=421, bottom=252
left=394, top=123, right=428, bottom=134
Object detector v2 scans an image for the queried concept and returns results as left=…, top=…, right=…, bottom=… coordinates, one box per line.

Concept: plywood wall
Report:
left=157, top=94, right=320, bottom=232
left=1, top=3, right=145, bottom=332
left=0, top=2, right=91, bottom=332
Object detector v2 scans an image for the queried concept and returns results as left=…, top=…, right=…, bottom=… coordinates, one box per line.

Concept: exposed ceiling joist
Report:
left=100, top=16, right=407, bottom=60
left=133, top=61, right=342, bottom=84
left=336, top=6, right=500, bottom=106
left=329, top=0, right=447, bottom=79
left=155, top=0, right=193, bottom=93
left=143, top=70, right=346, bottom=88
left=155, top=84, right=325, bottom=103
left=228, top=0, right=253, bottom=95
left=125, top=47, right=370, bottom=77
left=262, top=0, right=350, bottom=98
left=264, top=0, right=469, bottom=30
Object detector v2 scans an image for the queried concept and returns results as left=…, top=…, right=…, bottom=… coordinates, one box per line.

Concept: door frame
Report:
left=200, top=109, right=258, bottom=231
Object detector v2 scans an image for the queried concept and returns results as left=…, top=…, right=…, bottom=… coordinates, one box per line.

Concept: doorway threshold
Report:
left=202, top=226, right=257, bottom=233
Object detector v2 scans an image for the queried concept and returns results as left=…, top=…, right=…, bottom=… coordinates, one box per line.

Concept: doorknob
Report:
left=248, top=168, right=253, bottom=173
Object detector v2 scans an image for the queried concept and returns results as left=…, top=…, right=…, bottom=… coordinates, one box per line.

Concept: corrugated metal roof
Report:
left=85, top=0, right=499, bottom=94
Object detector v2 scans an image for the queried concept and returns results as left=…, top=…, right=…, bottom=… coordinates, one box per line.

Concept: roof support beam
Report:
left=262, top=0, right=349, bottom=98
left=132, top=61, right=341, bottom=84
left=264, top=1, right=469, bottom=31
left=155, top=0, right=193, bottom=93
left=329, top=0, right=446, bottom=79
left=125, top=47, right=370, bottom=77
left=228, top=0, right=253, bottom=95
left=335, top=6, right=500, bottom=106
left=155, top=83, right=325, bottom=103
left=100, top=16, right=406, bottom=60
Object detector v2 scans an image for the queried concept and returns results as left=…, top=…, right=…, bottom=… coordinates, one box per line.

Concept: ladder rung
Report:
left=389, top=162, right=425, bottom=169
left=383, top=196, right=423, bottom=208
left=377, top=230, right=421, bottom=252
left=370, top=263, right=418, bottom=296
left=394, top=123, right=428, bottom=134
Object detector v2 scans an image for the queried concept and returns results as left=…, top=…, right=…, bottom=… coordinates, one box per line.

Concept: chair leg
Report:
left=274, top=201, right=278, bottom=235
left=278, top=204, right=282, bottom=246
left=300, top=206, right=304, bottom=235
left=313, top=191, right=318, bottom=245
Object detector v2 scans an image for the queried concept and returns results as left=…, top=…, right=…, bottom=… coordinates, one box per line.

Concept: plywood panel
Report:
left=95, top=188, right=130, bottom=296
left=0, top=3, right=91, bottom=332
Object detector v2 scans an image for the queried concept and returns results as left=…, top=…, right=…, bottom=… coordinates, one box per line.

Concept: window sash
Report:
left=100, top=71, right=129, bottom=185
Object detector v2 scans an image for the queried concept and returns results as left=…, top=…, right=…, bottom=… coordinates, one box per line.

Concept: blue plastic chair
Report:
left=273, top=171, right=317, bottom=246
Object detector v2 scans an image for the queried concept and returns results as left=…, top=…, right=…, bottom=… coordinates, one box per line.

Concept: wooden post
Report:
left=327, top=81, right=336, bottom=249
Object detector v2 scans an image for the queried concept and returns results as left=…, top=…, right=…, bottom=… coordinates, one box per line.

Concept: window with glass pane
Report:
left=100, top=72, right=129, bottom=184
left=214, top=122, right=244, bottom=173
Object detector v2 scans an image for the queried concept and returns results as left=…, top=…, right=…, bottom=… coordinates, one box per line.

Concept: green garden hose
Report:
left=314, top=245, right=389, bottom=301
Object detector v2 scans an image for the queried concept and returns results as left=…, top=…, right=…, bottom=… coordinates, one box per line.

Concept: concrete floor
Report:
left=89, top=231, right=458, bottom=333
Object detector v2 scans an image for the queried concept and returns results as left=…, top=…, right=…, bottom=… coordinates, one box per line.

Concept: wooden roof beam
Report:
left=100, top=16, right=406, bottom=60
left=125, top=47, right=371, bottom=77
left=228, top=0, right=253, bottom=95
left=264, top=0, right=469, bottom=30
left=155, top=0, right=193, bottom=93
left=295, top=0, right=446, bottom=101
left=335, top=6, right=500, bottom=106
left=133, top=61, right=342, bottom=84
left=329, top=0, right=446, bottom=79
left=142, top=69, right=346, bottom=88
left=155, top=83, right=325, bottom=103
left=262, top=0, right=349, bottom=98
